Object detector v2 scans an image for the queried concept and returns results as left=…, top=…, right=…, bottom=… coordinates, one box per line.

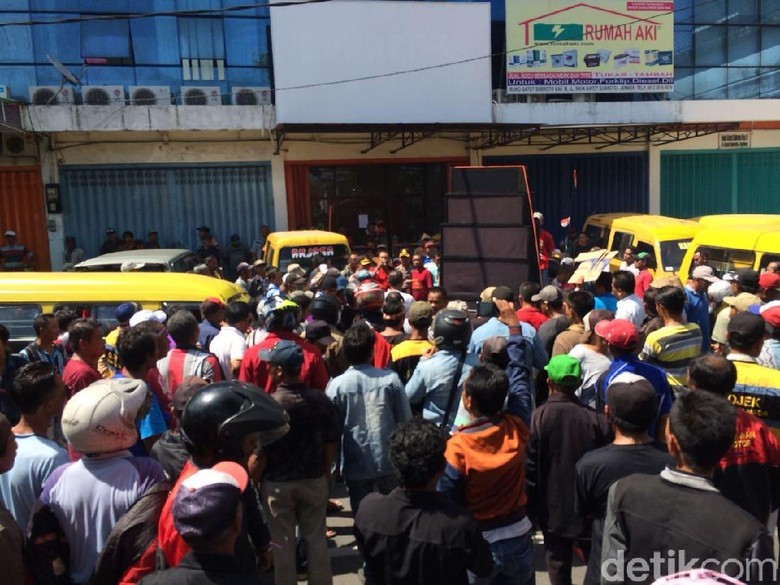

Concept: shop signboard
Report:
left=506, top=1, right=674, bottom=94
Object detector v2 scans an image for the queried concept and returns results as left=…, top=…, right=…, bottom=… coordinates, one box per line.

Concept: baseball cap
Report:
left=481, top=335, right=509, bottom=369
left=283, top=272, right=307, bottom=287
left=723, top=293, right=762, bottom=313
left=606, top=374, right=658, bottom=432
left=583, top=309, right=613, bottom=335
left=692, top=266, right=720, bottom=283
left=409, top=301, right=434, bottom=328
left=759, top=272, right=780, bottom=291
left=634, top=252, right=651, bottom=260
left=4, top=229, right=15, bottom=237
left=722, top=271, right=738, bottom=283
left=728, top=311, right=767, bottom=346
left=595, top=319, right=639, bottom=350
left=115, top=302, right=139, bottom=323
left=399, top=248, right=411, bottom=258
left=172, top=377, right=209, bottom=411
left=480, top=287, right=496, bottom=303
left=196, top=225, right=210, bottom=232
left=200, top=297, right=225, bottom=316
left=761, top=306, right=780, bottom=329
left=735, top=268, right=760, bottom=288
left=305, top=320, right=335, bottom=344
left=128, top=309, right=168, bottom=328
left=173, top=462, right=249, bottom=543
left=532, top=285, right=563, bottom=303
left=236, top=262, right=250, bottom=273
left=533, top=211, right=544, bottom=221
left=259, top=339, right=304, bottom=370
left=359, top=256, right=375, bottom=267
left=355, top=269, right=373, bottom=282
left=491, top=285, right=515, bottom=302
left=253, top=259, right=266, bottom=268
left=545, top=355, right=582, bottom=387
left=335, top=276, right=348, bottom=291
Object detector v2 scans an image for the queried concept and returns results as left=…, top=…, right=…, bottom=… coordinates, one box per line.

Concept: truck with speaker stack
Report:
left=441, top=166, right=540, bottom=303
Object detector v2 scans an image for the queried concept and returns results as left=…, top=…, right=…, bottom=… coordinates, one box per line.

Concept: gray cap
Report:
left=531, top=285, right=562, bottom=303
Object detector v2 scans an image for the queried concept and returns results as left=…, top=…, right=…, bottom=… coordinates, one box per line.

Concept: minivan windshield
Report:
left=278, top=244, right=351, bottom=272
left=659, top=239, right=693, bottom=273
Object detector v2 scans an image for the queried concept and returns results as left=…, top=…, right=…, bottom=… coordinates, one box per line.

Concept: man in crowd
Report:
left=390, top=301, right=434, bottom=385
left=552, top=291, right=594, bottom=357
left=618, top=246, right=639, bottom=276
left=517, top=281, right=549, bottom=331
left=326, top=323, right=412, bottom=515
left=685, top=265, right=719, bottom=352
left=410, top=253, right=433, bottom=301
left=259, top=340, right=339, bottom=585
left=0, top=229, right=34, bottom=271
left=0, top=363, right=68, bottom=535
left=525, top=355, right=612, bottom=585
left=99, top=228, right=121, bottom=255
left=575, top=377, right=671, bottom=585
left=386, top=270, right=413, bottom=311
left=0, top=413, right=23, bottom=583
left=639, top=285, right=703, bottom=393
left=612, top=271, right=646, bottom=328
left=601, top=392, right=773, bottom=583
left=100, top=302, right=139, bottom=377
left=356, top=419, right=494, bottom=585
left=62, top=318, right=103, bottom=396
left=633, top=252, right=653, bottom=298
left=712, top=268, right=762, bottom=352
left=19, top=313, right=66, bottom=375
left=427, top=286, right=448, bottom=316
left=198, top=297, right=225, bottom=351
left=210, top=301, right=251, bottom=380
left=536, top=285, right=570, bottom=358
left=688, top=354, right=780, bottom=525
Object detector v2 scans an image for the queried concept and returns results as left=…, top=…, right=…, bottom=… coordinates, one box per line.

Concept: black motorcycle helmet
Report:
left=432, top=309, right=472, bottom=351
left=181, top=381, right=290, bottom=465
left=310, top=295, right=341, bottom=326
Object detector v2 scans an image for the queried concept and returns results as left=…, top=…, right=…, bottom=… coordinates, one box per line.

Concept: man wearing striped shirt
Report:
left=639, top=286, right=702, bottom=394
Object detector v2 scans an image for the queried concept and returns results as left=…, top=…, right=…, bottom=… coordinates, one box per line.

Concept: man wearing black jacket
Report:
left=602, top=391, right=773, bottom=584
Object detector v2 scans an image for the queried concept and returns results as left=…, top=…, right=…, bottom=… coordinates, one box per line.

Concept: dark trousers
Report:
left=543, top=533, right=575, bottom=585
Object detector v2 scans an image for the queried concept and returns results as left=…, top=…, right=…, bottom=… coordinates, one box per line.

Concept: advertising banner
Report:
left=506, top=1, right=674, bottom=94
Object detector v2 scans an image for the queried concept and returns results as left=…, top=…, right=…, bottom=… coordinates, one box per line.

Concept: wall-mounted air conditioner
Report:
left=0, top=86, right=9, bottom=100
left=180, top=86, right=222, bottom=105
left=230, top=87, right=271, bottom=105
left=128, top=86, right=171, bottom=106
left=1, top=133, right=36, bottom=157
left=82, top=85, right=125, bottom=106
left=29, top=86, right=75, bottom=105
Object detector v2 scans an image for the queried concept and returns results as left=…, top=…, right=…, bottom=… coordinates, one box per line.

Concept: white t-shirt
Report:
left=569, top=345, right=612, bottom=408
left=0, top=433, right=69, bottom=535
left=618, top=261, right=640, bottom=277
left=209, top=326, right=248, bottom=380
left=615, top=294, right=647, bottom=329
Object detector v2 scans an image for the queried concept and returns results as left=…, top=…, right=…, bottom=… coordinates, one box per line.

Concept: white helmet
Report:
left=62, top=378, right=148, bottom=455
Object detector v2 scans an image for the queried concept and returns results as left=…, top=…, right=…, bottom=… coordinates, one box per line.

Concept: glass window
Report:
left=676, top=0, right=695, bottom=23
left=0, top=304, right=41, bottom=346
left=759, top=68, right=780, bottom=97
left=696, top=0, right=727, bottom=24
left=760, top=254, right=780, bottom=272
left=659, top=239, right=692, bottom=272
left=82, top=19, right=131, bottom=59
left=178, top=17, right=225, bottom=59
left=695, top=25, right=727, bottom=67
left=728, top=26, right=760, bottom=66
left=728, top=67, right=759, bottom=98
left=761, top=0, right=780, bottom=24
left=131, top=17, right=180, bottom=65
left=635, top=241, right=657, bottom=269
left=278, top=244, right=351, bottom=272
left=674, top=25, right=694, bottom=66
left=224, top=18, right=269, bottom=67
left=673, top=68, right=695, bottom=99
left=729, top=0, right=759, bottom=24
left=700, top=246, right=755, bottom=273
left=695, top=67, right=728, bottom=98
left=610, top=231, right=634, bottom=253
left=761, top=27, right=780, bottom=66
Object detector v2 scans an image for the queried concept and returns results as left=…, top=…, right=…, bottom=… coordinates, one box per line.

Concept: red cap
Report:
left=762, top=306, right=780, bottom=328
left=759, top=272, right=780, bottom=291
left=595, top=318, right=639, bottom=349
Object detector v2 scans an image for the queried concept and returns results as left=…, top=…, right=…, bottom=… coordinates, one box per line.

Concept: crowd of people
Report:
left=0, top=226, right=779, bottom=585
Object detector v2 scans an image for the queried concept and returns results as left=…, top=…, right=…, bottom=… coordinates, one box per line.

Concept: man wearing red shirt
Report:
left=534, top=213, right=555, bottom=285
left=373, top=249, right=392, bottom=291
left=410, top=253, right=433, bottom=302
left=62, top=318, right=103, bottom=396
left=239, top=298, right=329, bottom=392
left=516, top=282, right=549, bottom=331
left=633, top=252, right=654, bottom=298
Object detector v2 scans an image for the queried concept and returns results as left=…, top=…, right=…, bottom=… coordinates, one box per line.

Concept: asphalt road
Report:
left=259, top=483, right=586, bottom=585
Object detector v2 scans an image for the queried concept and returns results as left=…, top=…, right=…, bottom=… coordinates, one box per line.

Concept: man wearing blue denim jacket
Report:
left=326, top=322, right=412, bottom=515
left=405, top=309, right=479, bottom=429
left=469, top=286, right=548, bottom=371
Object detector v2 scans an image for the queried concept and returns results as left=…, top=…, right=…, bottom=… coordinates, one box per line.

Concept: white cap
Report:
left=4, top=230, right=15, bottom=237
left=129, top=309, right=168, bottom=328
left=533, top=212, right=544, bottom=221
left=62, top=378, right=148, bottom=454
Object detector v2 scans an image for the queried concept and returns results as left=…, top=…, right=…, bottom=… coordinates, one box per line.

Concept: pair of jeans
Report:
left=470, top=532, right=535, bottom=585
left=261, top=475, right=333, bottom=585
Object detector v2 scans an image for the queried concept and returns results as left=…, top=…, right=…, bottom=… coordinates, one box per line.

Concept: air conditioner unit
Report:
left=1, top=133, right=36, bottom=157
left=230, top=86, right=271, bottom=106
left=29, top=86, right=75, bottom=105
left=128, top=86, right=171, bottom=106
left=181, top=86, right=222, bottom=105
left=82, top=85, right=125, bottom=106
left=0, top=86, right=9, bottom=100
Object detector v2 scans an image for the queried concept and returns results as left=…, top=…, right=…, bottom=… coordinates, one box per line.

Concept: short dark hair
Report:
left=388, top=270, right=404, bottom=288
left=0, top=323, right=9, bottom=344
left=564, top=291, right=595, bottom=320
left=55, top=309, right=79, bottom=332
left=688, top=354, right=737, bottom=397
left=643, top=287, right=658, bottom=316
left=343, top=322, right=375, bottom=365
left=266, top=267, right=280, bottom=281
left=519, top=281, right=541, bottom=303
left=117, top=326, right=159, bottom=371
left=669, top=391, right=737, bottom=473
left=32, top=313, right=55, bottom=335
left=696, top=248, right=710, bottom=259
left=594, top=271, right=613, bottom=292
left=612, top=271, right=635, bottom=295
left=382, top=294, right=405, bottom=316
left=68, top=318, right=102, bottom=353
left=464, top=364, right=509, bottom=417
left=389, top=419, right=448, bottom=488
left=428, top=286, right=447, bottom=299
left=224, top=302, right=251, bottom=326
left=168, top=310, right=200, bottom=347
left=655, top=286, right=686, bottom=315
left=11, top=362, right=59, bottom=414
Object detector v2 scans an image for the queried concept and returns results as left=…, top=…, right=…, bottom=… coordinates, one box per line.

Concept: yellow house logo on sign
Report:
left=506, top=1, right=674, bottom=94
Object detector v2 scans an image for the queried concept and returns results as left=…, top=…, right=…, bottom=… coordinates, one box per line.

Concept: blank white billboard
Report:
left=271, top=1, right=492, bottom=124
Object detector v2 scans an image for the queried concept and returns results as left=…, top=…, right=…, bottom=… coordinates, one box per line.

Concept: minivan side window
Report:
left=610, top=231, right=634, bottom=254
left=635, top=241, right=657, bottom=269
left=0, top=304, right=42, bottom=349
